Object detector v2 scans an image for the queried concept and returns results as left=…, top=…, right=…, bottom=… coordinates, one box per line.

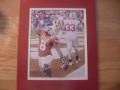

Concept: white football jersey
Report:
left=58, top=19, right=80, bottom=41
left=63, top=19, right=80, bottom=32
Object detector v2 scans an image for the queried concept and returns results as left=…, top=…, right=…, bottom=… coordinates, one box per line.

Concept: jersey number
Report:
left=40, top=40, right=46, bottom=51
left=65, top=24, right=75, bottom=31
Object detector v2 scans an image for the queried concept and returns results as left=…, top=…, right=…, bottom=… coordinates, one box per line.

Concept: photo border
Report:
left=28, top=8, right=88, bottom=80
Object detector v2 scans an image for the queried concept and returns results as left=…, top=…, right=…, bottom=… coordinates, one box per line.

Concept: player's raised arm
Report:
left=59, top=20, right=65, bottom=31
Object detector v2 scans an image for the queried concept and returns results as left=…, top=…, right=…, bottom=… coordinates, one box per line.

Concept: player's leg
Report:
left=60, top=57, right=69, bottom=70
left=53, top=42, right=69, bottom=70
left=73, top=39, right=80, bottom=64
left=42, top=64, right=52, bottom=77
left=38, top=57, right=43, bottom=72
left=67, top=40, right=73, bottom=65
left=44, top=55, right=54, bottom=77
left=38, top=56, right=53, bottom=77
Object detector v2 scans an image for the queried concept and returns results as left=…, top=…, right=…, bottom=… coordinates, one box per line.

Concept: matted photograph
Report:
left=28, top=8, right=88, bottom=80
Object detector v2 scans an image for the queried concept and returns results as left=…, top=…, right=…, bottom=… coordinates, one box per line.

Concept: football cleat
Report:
left=69, top=59, right=73, bottom=66
left=69, top=62, right=73, bottom=66
left=75, top=58, right=80, bottom=64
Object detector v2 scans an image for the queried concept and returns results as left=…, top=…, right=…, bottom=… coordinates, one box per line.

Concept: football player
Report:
left=58, top=11, right=81, bottom=65
left=33, top=19, right=68, bottom=77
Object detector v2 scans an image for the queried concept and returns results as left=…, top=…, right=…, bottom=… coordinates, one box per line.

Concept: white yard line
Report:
left=66, top=65, right=85, bottom=78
